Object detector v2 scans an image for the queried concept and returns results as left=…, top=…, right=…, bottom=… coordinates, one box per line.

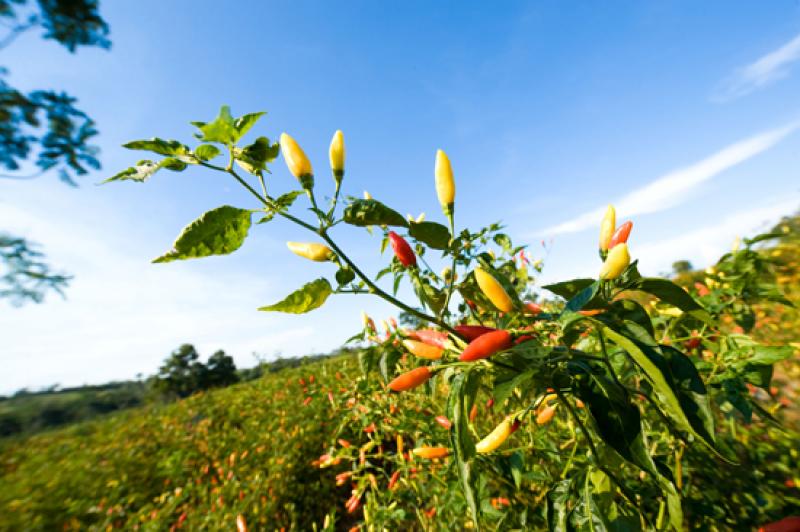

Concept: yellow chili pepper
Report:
left=412, top=446, right=450, bottom=459
left=402, top=339, right=444, bottom=360
left=435, top=149, right=455, bottom=216
left=474, top=267, right=514, bottom=312
left=599, top=242, right=630, bottom=280
left=279, top=133, right=313, bottom=190
left=536, top=404, right=557, bottom=425
left=475, top=417, right=520, bottom=454
left=286, top=242, right=333, bottom=262
left=329, top=130, right=345, bottom=180
left=599, top=204, right=616, bottom=252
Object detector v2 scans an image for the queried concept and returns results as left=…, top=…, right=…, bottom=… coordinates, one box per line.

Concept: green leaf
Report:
left=493, top=233, right=512, bottom=252
left=343, top=199, right=408, bottom=228
left=448, top=370, right=481, bottom=529
left=234, top=136, right=280, bottom=175
left=602, top=326, right=731, bottom=462
left=335, top=266, right=355, bottom=286
left=194, top=144, right=221, bottom=161
left=571, top=364, right=646, bottom=470
left=233, top=112, right=266, bottom=138
left=546, top=479, right=571, bottom=532
left=492, top=369, right=534, bottom=405
left=102, top=158, right=186, bottom=184
left=258, top=278, right=333, bottom=314
left=604, top=299, right=654, bottom=339
left=660, top=345, right=715, bottom=445
left=159, top=157, right=188, bottom=172
left=633, top=278, right=711, bottom=322
left=508, top=452, right=524, bottom=489
left=408, top=221, right=450, bottom=250
left=543, top=278, right=595, bottom=300
left=192, top=105, right=238, bottom=145
left=123, top=138, right=190, bottom=156
left=565, top=281, right=601, bottom=312
left=258, top=190, right=304, bottom=224
left=153, top=206, right=252, bottom=263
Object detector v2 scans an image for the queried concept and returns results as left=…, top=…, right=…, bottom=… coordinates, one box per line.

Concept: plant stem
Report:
left=439, top=213, right=459, bottom=320
left=319, top=230, right=459, bottom=337
left=210, top=162, right=461, bottom=338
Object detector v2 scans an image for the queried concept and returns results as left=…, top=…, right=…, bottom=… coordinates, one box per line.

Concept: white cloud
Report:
left=714, top=32, right=800, bottom=101
left=536, top=121, right=799, bottom=236
left=635, top=194, right=800, bottom=275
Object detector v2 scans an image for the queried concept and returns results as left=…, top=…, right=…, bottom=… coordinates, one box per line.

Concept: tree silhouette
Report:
left=1, top=0, right=110, bottom=305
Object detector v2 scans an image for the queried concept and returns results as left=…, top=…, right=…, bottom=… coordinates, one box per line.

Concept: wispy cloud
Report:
left=537, top=121, right=799, bottom=236
left=714, top=32, right=800, bottom=101
left=635, top=194, right=800, bottom=275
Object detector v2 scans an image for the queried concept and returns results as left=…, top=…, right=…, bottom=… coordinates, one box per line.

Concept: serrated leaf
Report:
left=159, top=157, right=188, bottom=172
left=103, top=160, right=160, bottom=183
left=343, top=199, right=408, bottom=228
left=233, top=112, right=265, bottom=138
left=258, top=190, right=304, bottom=224
left=194, top=144, right=221, bottom=161
left=192, top=105, right=237, bottom=144
left=123, top=138, right=190, bottom=156
left=153, top=206, right=252, bottom=263
left=258, top=278, right=333, bottom=314
left=408, top=220, right=450, bottom=250
left=234, top=136, right=279, bottom=175
left=103, top=158, right=186, bottom=184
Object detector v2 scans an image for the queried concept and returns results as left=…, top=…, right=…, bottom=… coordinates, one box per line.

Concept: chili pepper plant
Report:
left=107, top=106, right=797, bottom=530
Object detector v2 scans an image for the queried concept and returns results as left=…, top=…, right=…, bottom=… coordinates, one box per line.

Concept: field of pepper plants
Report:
left=1, top=106, right=798, bottom=531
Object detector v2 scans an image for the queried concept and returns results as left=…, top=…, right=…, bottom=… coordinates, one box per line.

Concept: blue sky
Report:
left=2, top=1, right=800, bottom=393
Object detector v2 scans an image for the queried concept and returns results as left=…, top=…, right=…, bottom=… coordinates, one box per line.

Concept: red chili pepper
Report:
left=302, top=396, right=312, bottom=406
left=388, top=231, right=416, bottom=267
left=524, top=301, right=542, bottom=315
left=407, top=329, right=448, bottom=348
left=486, top=398, right=495, bottom=409
left=514, top=334, right=535, bottom=345
left=455, top=324, right=496, bottom=341
left=388, top=470, right=401, bottom=490
left=685, top=330, right=701, bottom=351
left=435, top=415, right=452, bottom=429
left=469, top=404, right=478, bottom=422
left=694, top=282, right=710, bottom=297
left=388, top=366, right=433, bottom=392
left=608, top=220, right=633, bottom=249
left=345, top=493, right=361, bottom=513
left=459, top=330, right=512, bottom=362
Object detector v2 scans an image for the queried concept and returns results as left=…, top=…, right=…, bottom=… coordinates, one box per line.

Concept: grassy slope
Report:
left=0, top=354, right=360, bottom=531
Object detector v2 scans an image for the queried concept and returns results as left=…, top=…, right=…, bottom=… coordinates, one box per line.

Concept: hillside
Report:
left=0, top=355, right=360, bottom=530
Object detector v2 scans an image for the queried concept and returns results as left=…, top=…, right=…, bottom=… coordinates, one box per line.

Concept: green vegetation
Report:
left=0, top=355, right=359, bottom=530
